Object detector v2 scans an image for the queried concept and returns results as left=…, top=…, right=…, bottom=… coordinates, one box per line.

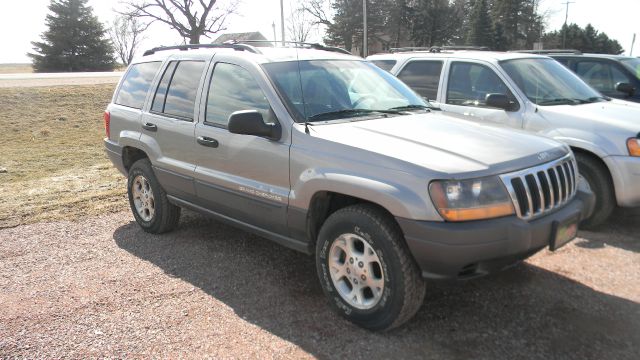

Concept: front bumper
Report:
left=396, top=190, right=595, bottom=280
left=605, top=155, right=640, bottom=207
left=104, top=138, right=127, bottom=176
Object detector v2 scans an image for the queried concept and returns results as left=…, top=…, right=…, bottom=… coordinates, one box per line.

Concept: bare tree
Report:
left=287, top=8, right=315, bottom=43
left=301, top=0, right=333, bottom=28
left=110, top=15, right=149, bottom=65
left=120, top=0, right=239, bottom=44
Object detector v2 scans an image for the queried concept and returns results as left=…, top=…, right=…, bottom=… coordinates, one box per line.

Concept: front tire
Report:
left=127, top=159, right=181, bottom=233
left=316, top=204, right=425, bottom=331
left=575, top=153, right=615, bottom=228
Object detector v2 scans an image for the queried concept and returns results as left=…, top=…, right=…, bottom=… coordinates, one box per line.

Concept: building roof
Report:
left=212, top=32, right=268, bottom=44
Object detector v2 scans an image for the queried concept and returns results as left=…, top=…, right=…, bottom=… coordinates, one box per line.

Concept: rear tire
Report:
left=575, top=153, right=615, bottom=229
left=127, top=159, right=181, bottom=233
left=315, top=204, right=425, bottom=331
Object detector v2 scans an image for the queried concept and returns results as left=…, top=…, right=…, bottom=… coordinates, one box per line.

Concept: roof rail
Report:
left=389, top=45, right=490, bottom=53
left=143, top=43, right=261, bottom=56
left=228, top=40, right=352, bottom=55
left=512, top=49, right=582, bottom=55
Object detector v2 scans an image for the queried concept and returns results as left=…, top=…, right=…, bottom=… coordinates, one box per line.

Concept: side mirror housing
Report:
left=615, top=82, right=635, bottom=96
left=228, top=110, right=281, bottom=140
left=485, top=93, right=516, bottom=111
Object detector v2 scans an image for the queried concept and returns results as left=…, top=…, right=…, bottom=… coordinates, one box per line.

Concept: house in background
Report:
left=212, top=32, right=271, bottom=46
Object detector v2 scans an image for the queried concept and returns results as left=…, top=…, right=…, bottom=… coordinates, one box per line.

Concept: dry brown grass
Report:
left=0, top=85, right=128, bottom=228
left=0, top=63, right=33, bottom=74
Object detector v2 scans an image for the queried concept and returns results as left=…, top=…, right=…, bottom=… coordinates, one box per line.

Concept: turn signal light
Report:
left=628, top=138, right=640, bottom=157
left=104, top=111, right=111, bottom=139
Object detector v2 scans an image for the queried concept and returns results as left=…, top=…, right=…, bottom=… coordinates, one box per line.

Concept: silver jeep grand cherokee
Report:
left=104, top=43, right=594, bottom=330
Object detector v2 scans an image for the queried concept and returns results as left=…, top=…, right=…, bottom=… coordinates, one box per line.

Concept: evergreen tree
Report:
left=466, top=0, right=493, bottom=47
left=542, top=23, right=623, bottom=54
left=29, top=0, right=115, bottom=72
left=410, top=0, right=458, bottom=47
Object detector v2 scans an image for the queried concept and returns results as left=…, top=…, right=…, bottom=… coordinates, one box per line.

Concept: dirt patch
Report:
left=0, top=85, right=128, bottom=228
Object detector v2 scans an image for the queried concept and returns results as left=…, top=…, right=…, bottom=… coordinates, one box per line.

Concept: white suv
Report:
left=368, top=50, right=640, bottom=227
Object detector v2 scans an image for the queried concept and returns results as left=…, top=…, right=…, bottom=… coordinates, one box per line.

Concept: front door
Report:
left=438, top=60, right=525, bottom=129
left=192, top=59, right=290, bottom=234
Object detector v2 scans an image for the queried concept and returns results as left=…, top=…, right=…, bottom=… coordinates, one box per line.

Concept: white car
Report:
left=368, top=50, right=640, bottom=227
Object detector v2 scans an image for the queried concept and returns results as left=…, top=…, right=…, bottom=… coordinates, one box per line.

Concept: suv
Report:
left=105, top=43, right=593, bottom=330
left=369, top=49, right=640, bottom=227
left=516, top=50, right=640, bottom=103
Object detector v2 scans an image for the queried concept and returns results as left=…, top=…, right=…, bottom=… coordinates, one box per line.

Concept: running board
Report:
left=167, top=195, right=311, bottom=254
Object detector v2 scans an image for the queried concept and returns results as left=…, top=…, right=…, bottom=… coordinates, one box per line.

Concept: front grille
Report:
left=500, top=154, right=577, bottom=220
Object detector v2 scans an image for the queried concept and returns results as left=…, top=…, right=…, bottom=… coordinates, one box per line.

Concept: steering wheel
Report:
left=352, top=95, right=378, bottom=108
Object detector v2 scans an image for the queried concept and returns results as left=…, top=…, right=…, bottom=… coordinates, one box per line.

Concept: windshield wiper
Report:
left=538, top=98, right=581, bottom=105
left=307, top=109, right=403, bottom=121
left=387, top=104, right=435, bottom=111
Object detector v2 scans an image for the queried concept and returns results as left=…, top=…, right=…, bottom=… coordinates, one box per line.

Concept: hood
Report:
left=538, top=100, right=640, bottom=135
left=308, top=112, right=568, bottom=177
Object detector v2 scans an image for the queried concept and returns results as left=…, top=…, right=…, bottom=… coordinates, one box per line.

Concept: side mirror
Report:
left=485, top=93, right=514, bottom=111
left=228, top=110, right=281, bottom=140
left=615, top=82, right=635, bottom=96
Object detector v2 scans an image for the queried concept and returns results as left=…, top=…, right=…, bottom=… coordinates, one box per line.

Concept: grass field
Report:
left=0, top=63, right=33, bottom=74
left=0, top=84, right=128, bottom=228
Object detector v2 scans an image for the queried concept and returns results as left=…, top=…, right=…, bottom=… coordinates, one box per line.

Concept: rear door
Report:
left=192, top=56, right=290, bottom=234
left=140, top=57, right=209, bottom=200
left=438, top=59, right=525, bottom=129
left=396, top=59, right=445, bottom=104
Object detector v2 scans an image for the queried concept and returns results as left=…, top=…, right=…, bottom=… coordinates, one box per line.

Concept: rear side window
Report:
left=205, top=63, right=274, bottom=127
left=115, top=61, right=161, bottom=109
left=397, top=61, right=443, bottom=100
left=370, top=60, right=396, bottom=72
left=151, top=60, right=205, bottom=120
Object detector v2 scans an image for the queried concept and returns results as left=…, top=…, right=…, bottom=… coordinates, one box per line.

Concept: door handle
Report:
left=197, top=136, right=219, bottom=148
left=142, top=122, right=157, bottom=132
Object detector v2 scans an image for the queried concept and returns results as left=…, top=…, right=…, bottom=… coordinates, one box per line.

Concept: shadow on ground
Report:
left=576, top=207, right=640, bottom=253
left=114, top=210, right=639, bottom=359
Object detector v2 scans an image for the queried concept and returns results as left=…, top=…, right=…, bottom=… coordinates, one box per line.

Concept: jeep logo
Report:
left=538, top=152, right=550, bottom=161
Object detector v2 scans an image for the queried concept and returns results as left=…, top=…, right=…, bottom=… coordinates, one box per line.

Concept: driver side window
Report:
left=446, top=62, right=515, bottom=108
left=205, top=63, right=275, bottom=127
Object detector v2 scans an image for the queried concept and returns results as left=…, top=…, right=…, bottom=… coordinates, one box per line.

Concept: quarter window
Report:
left=206, top=63, right=274, bottom=127
left=115, top=62, right=161, bottom=109
left=446, top=62, right=516, bottom=108
left=397, top=61, right=443, bottom=100
left=370, top=60, right=397, bottom=72
left=151, top=60, right=205, bottom=120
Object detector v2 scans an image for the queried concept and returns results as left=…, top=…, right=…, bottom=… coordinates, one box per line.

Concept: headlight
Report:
left=429, top=176, right=515, bottom=221
left=627, top=138, right=640, bottom=157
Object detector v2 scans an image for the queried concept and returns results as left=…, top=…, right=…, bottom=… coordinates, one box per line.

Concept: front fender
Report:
left=289, top=168, right=443, bottom=221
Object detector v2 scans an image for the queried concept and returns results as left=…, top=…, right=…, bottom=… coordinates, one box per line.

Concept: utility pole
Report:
left=280, top=0, right=285, bottom=46
left=272, top=21, right=277, bottom=46
left=631, top=33, right=636, bottom=56
left=363, top=0, right=368, bottom=57
left=562, top=1, right=575, bottom=48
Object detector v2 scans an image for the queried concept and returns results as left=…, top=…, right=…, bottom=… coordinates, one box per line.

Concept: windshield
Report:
left=621, top=58, right=640, bottom=80
left=263, top=60, right=430, bottom=122
left=500, top=58, right=605, bottom=106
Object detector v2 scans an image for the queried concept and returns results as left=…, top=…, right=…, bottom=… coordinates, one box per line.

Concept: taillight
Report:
left=104, top=111, right=111, bottom=139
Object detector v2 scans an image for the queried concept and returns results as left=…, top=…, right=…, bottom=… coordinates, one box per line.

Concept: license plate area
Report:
left=550, top=216, right=579, bottom=251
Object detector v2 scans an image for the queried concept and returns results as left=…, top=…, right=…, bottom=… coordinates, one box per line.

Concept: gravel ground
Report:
left=0, top=208, right=638, bottom=359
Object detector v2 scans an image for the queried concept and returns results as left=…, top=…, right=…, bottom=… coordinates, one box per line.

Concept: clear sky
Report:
left=0, top=0, right=638, bottom=64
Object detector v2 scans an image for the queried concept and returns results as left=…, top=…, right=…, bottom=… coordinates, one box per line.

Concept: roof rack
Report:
left=512, top=49, right=582, bottom=55
left=228, top=40, right=352, bottom=55
left=389, top=46, right=490, bottom=53
left=143, top=43, right=261, bottom=56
